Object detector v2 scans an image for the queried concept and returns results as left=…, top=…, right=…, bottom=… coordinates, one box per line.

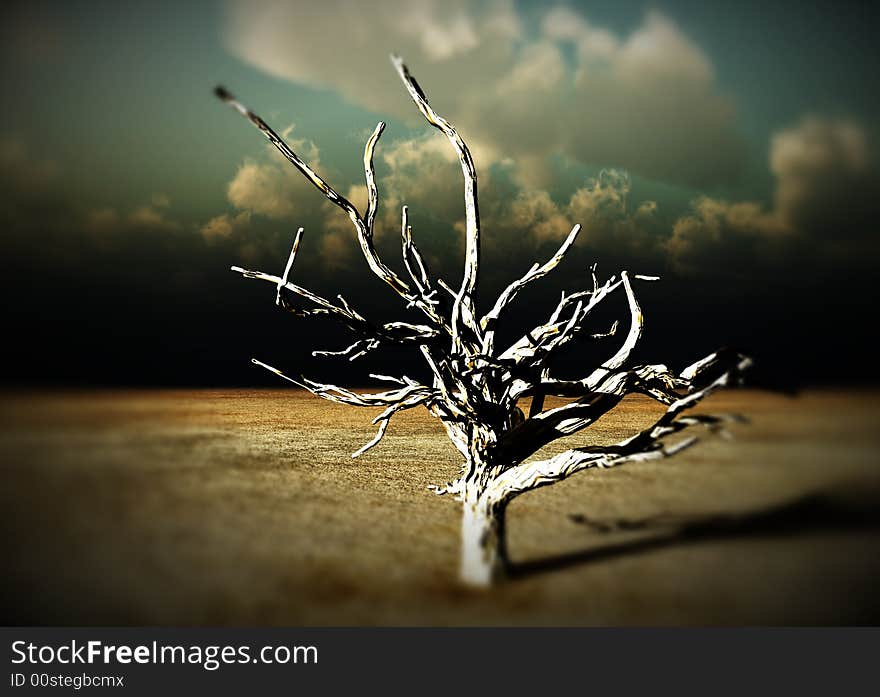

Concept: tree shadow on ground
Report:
left=509, top=482, right=880, bottom=580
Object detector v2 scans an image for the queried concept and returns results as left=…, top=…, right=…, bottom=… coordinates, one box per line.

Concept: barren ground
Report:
left=1, top=388, right=879, bottom=625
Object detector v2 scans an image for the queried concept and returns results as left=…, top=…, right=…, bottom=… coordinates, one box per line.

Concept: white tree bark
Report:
left=216, top=56, right=752, bottom=586
left=460, top=487, right=507, bottom=587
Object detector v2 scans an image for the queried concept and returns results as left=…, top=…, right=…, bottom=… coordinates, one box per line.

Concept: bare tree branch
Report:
left=582, top=270, right=644, bottom=388
left=362, top=122, right=384, bottom=238
left=480, top=224, right=581, bottom=355
left=400, top=205, right=437, bottom=299
left=390, top=55, right=482, bottom=352
left=498, top=272, right=624, bottom=365
left=231, top=228, right=440, bottom=360
left=215, top=86, right=445, bottom=328
left=496, top=350, right=750, bottom=469
left=490, top=354, right=752, bottom=502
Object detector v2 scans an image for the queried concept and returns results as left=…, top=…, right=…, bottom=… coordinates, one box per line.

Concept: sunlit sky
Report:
left=2, top=0, right=878, bottom=385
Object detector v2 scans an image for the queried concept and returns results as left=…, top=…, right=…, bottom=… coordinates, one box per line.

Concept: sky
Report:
left=1, top=0, right=878, bottom=387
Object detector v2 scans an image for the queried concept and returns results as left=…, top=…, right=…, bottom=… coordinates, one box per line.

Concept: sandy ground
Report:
left=1, top=388, right=879, bottom=625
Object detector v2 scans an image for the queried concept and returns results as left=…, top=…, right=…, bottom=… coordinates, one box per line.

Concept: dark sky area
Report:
left=1, top=0, right=878, bottom=388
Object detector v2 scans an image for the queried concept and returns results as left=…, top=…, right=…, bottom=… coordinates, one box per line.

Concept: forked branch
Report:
left=490, top=352, right=752, bottom=502
left=214, top=86, right=443, bottom=327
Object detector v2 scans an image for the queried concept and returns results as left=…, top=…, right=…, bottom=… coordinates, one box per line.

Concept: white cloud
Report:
left=614, top=12, right=712, bottom=85
left=223, top=1, right=743, bottom=189
left=399, top=4, right=481, bottom=61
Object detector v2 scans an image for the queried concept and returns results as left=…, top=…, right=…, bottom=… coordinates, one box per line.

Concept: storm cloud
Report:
left=667, top=117, right=879, bottom=274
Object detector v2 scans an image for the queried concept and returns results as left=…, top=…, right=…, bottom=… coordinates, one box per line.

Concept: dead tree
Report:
left=215, top=55, right=751, bottom=586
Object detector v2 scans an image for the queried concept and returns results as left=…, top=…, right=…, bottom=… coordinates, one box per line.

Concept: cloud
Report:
left=226, top=127, right=323, bottom=220
left=559, top=12, right=741, bottom=188
left=223, top=0, right=521, bottom=113
left=127, top=202, right=181, bottom=232
left=375, top=133, right=471, bottom=233
left=770, top=116, right=875, bottom=238
left=0, top=135, right=295, bottom=296
left=219, top=128, right=499, bottom=269
left=0, top=134, right=190, bottom=244
left=223, top=1, right=743, bottom=189
left=200, top=211, right=252, bottom=242
left=402, top=4, right=482, bottom=61
left=209, top=86, right=878, bottom=290
left=223, top=124, right=666, bottom=273
left=486, top=169, right=665, bottom=266
left=86, top=196, right=181, bottom=235
left=318, top=185, right=369, bottom=269
left=666, top=117, right=879, bottom=273
left=666, top=197, right=789, bottom=274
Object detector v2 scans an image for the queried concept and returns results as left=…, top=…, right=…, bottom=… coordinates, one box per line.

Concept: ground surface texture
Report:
left=2, top=388, right=879, bottom=625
